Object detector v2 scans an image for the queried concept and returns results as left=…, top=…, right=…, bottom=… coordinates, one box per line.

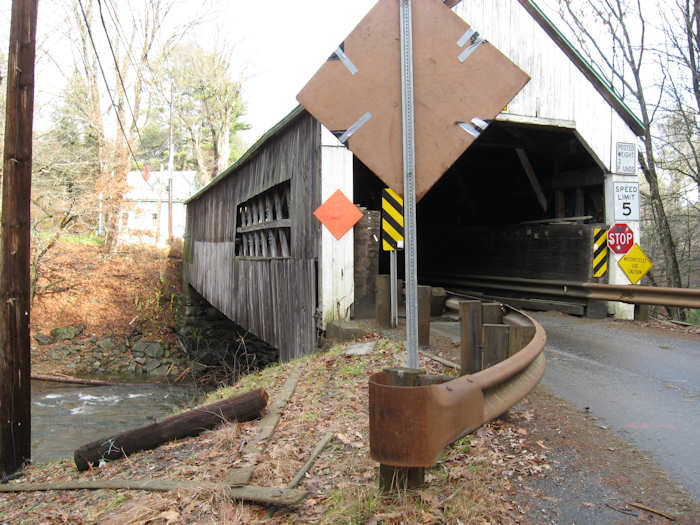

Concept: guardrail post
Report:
left=459, top=300, right=482, bottom=375
left=378, top=367, right=425, bottom=492
left=507, top=325, right=536, bottom=358
left=481, top=303, right=503, bottom=325
left=635, top=304, right=650, bottom=322
left=418, top=285, right=431, bottom=347
left=376, top=275, right=391, bottom=328
left=483, top=324, right=510, bottom=368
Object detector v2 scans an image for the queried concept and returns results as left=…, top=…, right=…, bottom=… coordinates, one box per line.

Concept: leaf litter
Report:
left=0, top=336, right=555, bottom=524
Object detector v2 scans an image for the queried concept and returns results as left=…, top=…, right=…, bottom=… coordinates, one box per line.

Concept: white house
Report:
left=119, top=168, right=197, bottom=245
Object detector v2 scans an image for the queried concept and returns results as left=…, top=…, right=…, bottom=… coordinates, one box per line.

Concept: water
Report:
left=31, top=380, right=199, bottom=464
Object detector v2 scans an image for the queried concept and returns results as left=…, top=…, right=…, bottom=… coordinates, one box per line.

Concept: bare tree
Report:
left=70, top=0, right=198, bottom=249
left=657, top=0, right=700, bottom=195
left=163, top=43, right=248, bottom=188
left=558, top=0, right=685, bottom=317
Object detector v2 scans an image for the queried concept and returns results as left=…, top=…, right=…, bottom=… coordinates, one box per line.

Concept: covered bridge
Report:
left=184, top=0, right=644, bottom=361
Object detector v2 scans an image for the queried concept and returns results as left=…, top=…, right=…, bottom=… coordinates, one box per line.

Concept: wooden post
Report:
left=483, top=324, right=510, bottom=368
left=375, top=275, right=391, bottom=328
left=635, top=304, right=650, bottom=322
left=555, top=190, right=565, bottom=218
left=575, top=188, right=585, bottom=217
left=378, top=368, right=425, bottom=492
left=417, top=285, right=431, bottom=347
left=481, top=303, right=503, bottom=325
left=459, top=300, right=482, bottom=375
left=507, top=326, right=536, bottom=358
left=0, top=0, right=38, bottom=477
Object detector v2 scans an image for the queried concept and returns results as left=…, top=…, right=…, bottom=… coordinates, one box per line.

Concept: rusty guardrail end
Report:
left=369, top=371, right=484, bottom=467
left=482, top=351, right=546, bottom=422
left=369, top=302, right=547, bottom=468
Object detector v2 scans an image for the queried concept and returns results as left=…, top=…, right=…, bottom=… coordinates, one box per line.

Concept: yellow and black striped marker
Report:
left=593, top=227, right=609, bottom=278
left=381, top=188, right=404, bottom=251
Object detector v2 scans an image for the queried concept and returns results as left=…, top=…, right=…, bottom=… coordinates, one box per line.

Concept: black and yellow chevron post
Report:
left=381, top=188, right=404, bottom=251
left=593, top=227, right=609, bottom=278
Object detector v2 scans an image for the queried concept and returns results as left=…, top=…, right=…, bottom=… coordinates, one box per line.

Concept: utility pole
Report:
left=167, top=81, right=174, bottom=242
left=1, top=0, right=39, bottom=476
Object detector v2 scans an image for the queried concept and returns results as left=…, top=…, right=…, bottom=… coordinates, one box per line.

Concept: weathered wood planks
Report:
left=185, top=111, right=321, bottom=361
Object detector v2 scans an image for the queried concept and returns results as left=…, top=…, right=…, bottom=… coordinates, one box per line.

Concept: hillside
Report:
left=30, top=240, right=183, bottom=378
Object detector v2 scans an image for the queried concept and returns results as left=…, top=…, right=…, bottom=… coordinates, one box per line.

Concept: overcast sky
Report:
left=217, top=0, right=377, bottom=143
left=0, top=0, right=635, bottom=147
left=0, top=1, right=377, bottom=146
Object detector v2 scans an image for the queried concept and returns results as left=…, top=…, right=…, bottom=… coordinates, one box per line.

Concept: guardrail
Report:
left=369, top=300, right=546, bottom=473
left=421, top=272, right=700, bottom=309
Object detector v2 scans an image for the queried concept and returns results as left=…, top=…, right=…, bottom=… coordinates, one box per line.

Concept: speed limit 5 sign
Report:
left=613, top=181, right=640, bottom=221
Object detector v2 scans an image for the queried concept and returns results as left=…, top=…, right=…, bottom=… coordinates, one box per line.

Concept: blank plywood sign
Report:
left=297, top=0, right=530, bottom=201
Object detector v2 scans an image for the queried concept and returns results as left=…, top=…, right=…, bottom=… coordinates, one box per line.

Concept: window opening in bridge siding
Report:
left=235, top=181, right=291, bottom=258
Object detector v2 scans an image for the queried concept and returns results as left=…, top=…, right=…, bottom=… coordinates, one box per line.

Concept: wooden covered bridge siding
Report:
left=185, top=111, right=321, bottom=362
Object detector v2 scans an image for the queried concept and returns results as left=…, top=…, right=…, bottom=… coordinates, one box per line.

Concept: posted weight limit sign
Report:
left=614, top=181, right=640, bottom=222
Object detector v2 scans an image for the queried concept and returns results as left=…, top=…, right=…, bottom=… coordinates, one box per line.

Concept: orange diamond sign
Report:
left=298, top=0, right=529, bottom=201
left=314, top=189, right=363, bottom=240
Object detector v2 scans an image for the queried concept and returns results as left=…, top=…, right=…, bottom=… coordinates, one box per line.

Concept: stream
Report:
left=31, top=380, right=199, bottom=465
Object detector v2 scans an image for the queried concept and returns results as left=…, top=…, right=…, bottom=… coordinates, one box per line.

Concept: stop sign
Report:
left=608, top=223, right=634, bottom=254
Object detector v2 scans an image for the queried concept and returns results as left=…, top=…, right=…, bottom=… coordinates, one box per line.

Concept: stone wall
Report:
left=177, top=285, right=280, bottom=376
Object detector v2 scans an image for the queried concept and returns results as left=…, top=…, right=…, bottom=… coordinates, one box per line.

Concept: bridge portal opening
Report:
left=351, top=120, right=607, bottom=315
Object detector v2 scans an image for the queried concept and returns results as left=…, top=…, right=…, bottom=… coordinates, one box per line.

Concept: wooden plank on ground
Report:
left=226, top=366, right=303, bottom=486
left=0, top=480, right=307, bottom=505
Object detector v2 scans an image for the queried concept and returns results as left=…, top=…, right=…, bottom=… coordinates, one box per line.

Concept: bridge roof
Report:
left=188, top=0, right=644, bottom=205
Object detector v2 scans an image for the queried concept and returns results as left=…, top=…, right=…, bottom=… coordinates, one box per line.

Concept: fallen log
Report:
left=74, top=388, right=268, bottom=471
left=31, top=373, right=143, bottom=387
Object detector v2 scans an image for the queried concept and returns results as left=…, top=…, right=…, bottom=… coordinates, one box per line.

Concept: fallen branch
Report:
left=74, top=388, right=268, bottom=471
left=419, top=349, right=458, bottom=369
left=604, top=502, right=637, bottom=517
left=626, top=501, right=677, bottom=521
left=31, top=374, right=143, bottom=387
left=266, top=431, right=335, bottom=518
left=0, top=479, right=306, bottom=505
left=288, top=432, right=335, bottom=489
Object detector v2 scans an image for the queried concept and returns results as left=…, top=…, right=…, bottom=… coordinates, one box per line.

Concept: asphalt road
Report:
left=532, top=311, right=700, bottom=500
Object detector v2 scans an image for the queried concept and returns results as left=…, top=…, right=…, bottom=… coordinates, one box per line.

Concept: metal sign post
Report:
left=390, top=250, right=398, bottom=328
left=381, top=187, right=404, bottom=328
left=399, top=0, right=418, bottom=369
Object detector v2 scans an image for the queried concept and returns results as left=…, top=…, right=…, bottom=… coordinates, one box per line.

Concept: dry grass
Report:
left=1, top=338, right=549, bottom=524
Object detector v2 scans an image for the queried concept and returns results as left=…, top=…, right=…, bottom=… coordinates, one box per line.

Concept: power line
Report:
left=102, top=0, right=180, bottom=140
left=102, top=0, right=142, bottom=81
left=76, top=0, right=142, bottom=171
left=96, top=0, right=144, bottom=147
left=103, top=0, right=173, bottom=112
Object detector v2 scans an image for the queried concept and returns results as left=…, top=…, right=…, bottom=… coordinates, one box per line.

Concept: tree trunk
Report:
left=74, top=388, right=268, bottom=471
left=216, top=123, right=230, bottom=175
left=638, top=150, right=685, bottom=320
left=0, top=0, right=38, bottom=477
